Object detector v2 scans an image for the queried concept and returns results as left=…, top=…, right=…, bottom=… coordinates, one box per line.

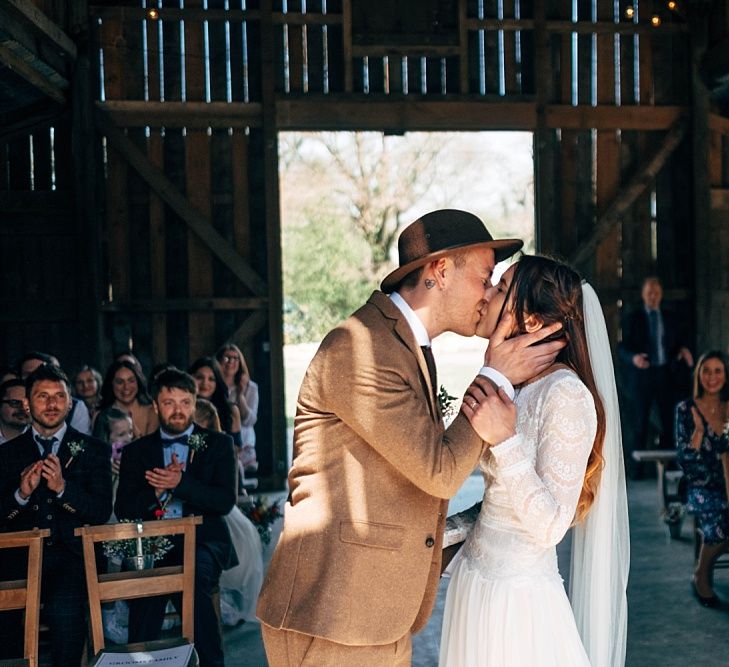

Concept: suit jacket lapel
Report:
left=370, top=291, right=440, bottom=421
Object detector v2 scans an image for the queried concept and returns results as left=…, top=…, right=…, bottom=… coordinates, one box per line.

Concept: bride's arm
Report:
left=488, top=376, right=597, bottom=547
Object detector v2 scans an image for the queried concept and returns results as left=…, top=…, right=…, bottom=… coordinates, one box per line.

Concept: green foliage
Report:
left=283, top=211, right=375, bottom=343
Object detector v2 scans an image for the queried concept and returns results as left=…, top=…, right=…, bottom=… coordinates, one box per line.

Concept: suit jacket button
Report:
left=32, top=505, right=38, bottom=511
left=425, top=536, right=435, bottom=548
left=47, top=498, right=53, bottom=504
left=46, top=514, right=53, bottom=520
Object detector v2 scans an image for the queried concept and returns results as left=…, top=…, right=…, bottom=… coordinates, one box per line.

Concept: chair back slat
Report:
left=0, top=528, right=50, bottom=667
left=74, top=516, right=202, bottom=657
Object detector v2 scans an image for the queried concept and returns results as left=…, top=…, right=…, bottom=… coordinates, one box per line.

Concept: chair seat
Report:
left=89, top=638, right=198, bottom=667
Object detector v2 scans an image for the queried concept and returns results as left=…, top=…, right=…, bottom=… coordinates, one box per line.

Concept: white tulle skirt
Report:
left=439, top=556, right=591, bottom=667
left=219, top=506, right=264, bottom=625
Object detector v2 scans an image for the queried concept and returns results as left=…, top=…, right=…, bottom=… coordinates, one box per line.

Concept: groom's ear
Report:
left=523, top=313, right=543, bottom=333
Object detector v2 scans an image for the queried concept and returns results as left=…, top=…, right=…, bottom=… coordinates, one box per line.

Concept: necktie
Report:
left=421, top=345, right=438, bottom=396
left=162, top=435, right=189, bottom=448
left=36, top=437, right=56, bottom=457
left=648, top=310, right=660, bottom=366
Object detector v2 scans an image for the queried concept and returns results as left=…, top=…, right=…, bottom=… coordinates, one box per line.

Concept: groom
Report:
left=257, top=209, right=565, bottom=665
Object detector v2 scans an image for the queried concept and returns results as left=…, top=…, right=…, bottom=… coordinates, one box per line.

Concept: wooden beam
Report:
left=276, top=98, right=686, bottom=131
left=230, top=309, right=268, bottom=347
left=5, top=0, right=77, bottom=59
left=0, top=41, right=68, bottom=104
left=95, top=109, right=268, bottom=296
left=570, top=118, right=687, bottom=267
left=545, top=104, right=684, bottom=129
left=97, top=100, right=263, bottom=128
left=101, top=297, right=268, bottom=312
left=463, top=18, right=688, bottom=34
left=709, top=112, right=729, bottom=135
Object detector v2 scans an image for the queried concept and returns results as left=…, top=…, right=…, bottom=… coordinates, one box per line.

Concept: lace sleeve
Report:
left=490, top=375, right=597, bottom=547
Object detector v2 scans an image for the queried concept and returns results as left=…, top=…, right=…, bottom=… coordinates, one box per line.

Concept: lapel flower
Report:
left=438, top=385, right=458, bottom=424
left=187, top=433, right=207, bottom=463
left=65, top=440, right=86, bottom=468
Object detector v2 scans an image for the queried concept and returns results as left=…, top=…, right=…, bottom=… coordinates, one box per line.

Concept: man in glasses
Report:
left=0, top=378, right=29, bottom=445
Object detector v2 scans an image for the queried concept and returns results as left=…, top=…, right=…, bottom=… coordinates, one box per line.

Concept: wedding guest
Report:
left=19, top=351, right=92, bottom=435
left=99, top=360, right=158, bottom=438
left=0, top=378, right=30, bottom=445
left=94, top=406, right=135, bottom=482
left=115, top=369, right=237, bottom=667
left=0, top=365, right=18, bottom=384
left=189, top=357, right=242, bottom=443
left=217, top=344, right=259, bottom=471
left=675, top=350, right=729, bottom=608
left=73, top=365, right=103, bottom=424
left=0, top=364, right=112, bottom=666
left=619, top=277, right=693, bottom=477
left=194, top=397, right=264, bottom=626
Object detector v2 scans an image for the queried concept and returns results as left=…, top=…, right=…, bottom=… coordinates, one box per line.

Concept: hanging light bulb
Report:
left=625, top=6, right=635, bottom=19
left=147, top=8, right=160, bottom=20
left=667, top=0, right=677, bottom=10
left=651, top=14, right=661, bottom=26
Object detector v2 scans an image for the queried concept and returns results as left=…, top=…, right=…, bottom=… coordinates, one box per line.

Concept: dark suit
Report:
left=618, top=305, right=691, bottom=475
left=114, top=425, right=237, bottom=667
left=0, top=427, right=112, bottom=666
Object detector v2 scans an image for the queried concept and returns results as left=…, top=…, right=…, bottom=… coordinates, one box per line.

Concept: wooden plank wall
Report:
left=0, top=0, right=706, bottom=488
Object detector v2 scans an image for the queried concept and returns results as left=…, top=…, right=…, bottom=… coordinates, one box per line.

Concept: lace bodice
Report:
left=460, top=368, right=597, bottom=581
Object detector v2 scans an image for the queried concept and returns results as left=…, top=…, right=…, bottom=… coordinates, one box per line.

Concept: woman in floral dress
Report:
left=675, top=350, right=729, bottom=607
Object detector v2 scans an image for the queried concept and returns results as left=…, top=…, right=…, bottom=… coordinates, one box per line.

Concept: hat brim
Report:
left=380, top=238, right=523, bottom=293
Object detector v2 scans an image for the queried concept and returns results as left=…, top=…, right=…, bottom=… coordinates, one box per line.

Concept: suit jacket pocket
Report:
left=339, top=520, right=404, bottom=550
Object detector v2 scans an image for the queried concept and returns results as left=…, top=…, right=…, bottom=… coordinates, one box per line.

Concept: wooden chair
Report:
left=74, top=516, right=202, bottom=666
left=0, top=528, right=50, bottom=667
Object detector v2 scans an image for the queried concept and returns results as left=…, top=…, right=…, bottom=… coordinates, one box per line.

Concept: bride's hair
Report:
left=506, top=255, right=606, bottom=522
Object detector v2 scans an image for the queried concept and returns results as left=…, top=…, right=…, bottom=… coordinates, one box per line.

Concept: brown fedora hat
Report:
left=380, top=209, right=523, bottom=293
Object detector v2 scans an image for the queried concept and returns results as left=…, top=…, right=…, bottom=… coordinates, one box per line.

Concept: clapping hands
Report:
left=145, top=452, right=184, bottom=498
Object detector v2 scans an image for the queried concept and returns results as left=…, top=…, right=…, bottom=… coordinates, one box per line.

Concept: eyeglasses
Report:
left=1, top=399, right=24, bottom=408
left=221, top=355, right=239, bottom=363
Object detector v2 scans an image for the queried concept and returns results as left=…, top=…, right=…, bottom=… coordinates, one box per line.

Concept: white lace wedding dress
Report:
left=440, top=368, right=597, bottom=666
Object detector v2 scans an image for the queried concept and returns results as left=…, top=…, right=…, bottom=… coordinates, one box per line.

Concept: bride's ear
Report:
left=523, top=313, right=544, bottom=333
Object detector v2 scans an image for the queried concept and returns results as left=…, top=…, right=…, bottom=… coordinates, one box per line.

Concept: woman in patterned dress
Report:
left=675, top=350, right=729, bottom=607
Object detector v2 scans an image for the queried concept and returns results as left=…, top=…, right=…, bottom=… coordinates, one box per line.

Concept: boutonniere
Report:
left=438, top=385, right=458, bottom=423
left=65, top=440, right=86, bottom=468
left=187, top=433, right=207, bottom=462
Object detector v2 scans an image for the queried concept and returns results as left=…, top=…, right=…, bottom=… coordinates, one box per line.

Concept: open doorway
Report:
left=278, top=130, right=535, bottom=433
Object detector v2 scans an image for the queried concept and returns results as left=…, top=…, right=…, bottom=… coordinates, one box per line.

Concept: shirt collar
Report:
left=31, top=422, right=67, bottom=443
left=160, top=424, right=195, bottom=441
left=389, top=291, right=431, bottom=347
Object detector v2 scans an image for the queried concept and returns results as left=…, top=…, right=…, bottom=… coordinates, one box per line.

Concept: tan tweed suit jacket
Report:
left=257, top=291, right=484, bottom=646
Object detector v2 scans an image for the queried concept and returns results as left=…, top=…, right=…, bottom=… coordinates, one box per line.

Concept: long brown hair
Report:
left=505, top=255, right=606, bottom=523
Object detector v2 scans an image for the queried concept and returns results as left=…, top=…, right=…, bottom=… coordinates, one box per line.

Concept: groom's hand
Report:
left=462, top=377, right=516, bottom=445
left=485, top=313, right=566, bottom=386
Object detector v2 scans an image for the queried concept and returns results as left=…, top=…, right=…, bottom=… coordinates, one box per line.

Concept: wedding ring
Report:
left=470, top=398, right=478, bottom=409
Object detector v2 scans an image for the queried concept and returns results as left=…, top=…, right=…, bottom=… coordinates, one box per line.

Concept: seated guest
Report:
left=73, top=365, right=103, bottom=425
left=0, top=364, right=112, bottom=665
left=189, top=357, right=242, bottom=443
left=115, top=369, right=237, bottom=667
left=216, top=343, right=259, bottom=472
left=94, top=406, right=135, bottom=502
left=675, top=350, right=729, bottom=608
left=99, top=360, right=158, bottom=438
left=0, top=378, right=30, bottom=445
left=194, top=398, right=264, bottom=626
left=19, top=351, right=93, bottom=435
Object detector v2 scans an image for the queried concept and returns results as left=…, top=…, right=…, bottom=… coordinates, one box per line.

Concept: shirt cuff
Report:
left=478, top=367, right=515, bottom=400
left=15, top=489, right=29, bottom=506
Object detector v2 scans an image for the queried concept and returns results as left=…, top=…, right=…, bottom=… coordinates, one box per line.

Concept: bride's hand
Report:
left=484, top=313, right=566, bottom=386
left=462, top=376, right=516, bottom=446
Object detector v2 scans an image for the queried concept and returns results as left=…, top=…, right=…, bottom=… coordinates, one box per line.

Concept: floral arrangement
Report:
left=65, top=440, right=85, bottom=468
left=438, top=385, right=458, bottom=423
left=102, top=520, right=174, bottom=562
left=241, top=496, right=282, bottom=545
left=187, top=433, right=208, bottom=462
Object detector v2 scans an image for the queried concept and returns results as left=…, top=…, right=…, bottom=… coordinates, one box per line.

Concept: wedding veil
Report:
left=569, top=283, right=630, bottom=667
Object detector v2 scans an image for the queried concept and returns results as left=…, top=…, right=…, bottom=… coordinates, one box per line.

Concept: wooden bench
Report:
left=632, top=450, right=685, bottom=537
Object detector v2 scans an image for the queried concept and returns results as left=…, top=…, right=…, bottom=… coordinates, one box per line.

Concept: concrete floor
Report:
left=223, top=476, right=729, bottom=667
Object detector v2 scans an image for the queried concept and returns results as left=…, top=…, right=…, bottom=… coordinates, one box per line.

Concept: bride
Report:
left=440, top=255, right=630, bottom=667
